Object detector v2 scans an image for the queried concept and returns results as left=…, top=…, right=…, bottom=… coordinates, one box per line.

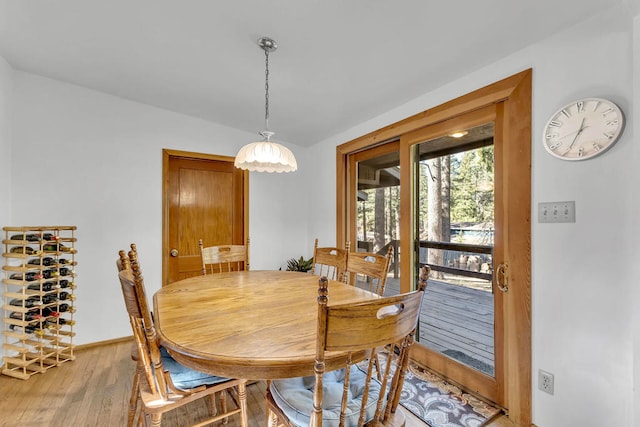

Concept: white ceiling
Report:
left=0, top=0, right=625, bottom=146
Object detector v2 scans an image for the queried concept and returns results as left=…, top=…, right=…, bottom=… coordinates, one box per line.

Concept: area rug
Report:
left=399, top=362, right=501, bottom=427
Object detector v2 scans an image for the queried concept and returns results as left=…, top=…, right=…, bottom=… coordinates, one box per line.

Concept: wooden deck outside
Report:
left=385, top=276, right=495, bottom=376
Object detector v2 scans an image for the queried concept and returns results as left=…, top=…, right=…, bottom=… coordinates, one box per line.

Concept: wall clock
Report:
left=542, top=97, right=625, bottom=161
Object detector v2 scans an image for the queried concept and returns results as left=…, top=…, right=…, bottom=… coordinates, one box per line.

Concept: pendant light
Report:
left=234, top=37, right=297, bottom=173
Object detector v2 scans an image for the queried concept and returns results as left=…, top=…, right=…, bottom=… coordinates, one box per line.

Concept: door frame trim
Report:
left=162, top=149, right=250, bottom=286
left=335, top=69, right=531, bottom=425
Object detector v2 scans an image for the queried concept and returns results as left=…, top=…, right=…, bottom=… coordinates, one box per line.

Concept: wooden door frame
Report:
left=162, top=149, right=250, bottom=286
left=336, top=69, right=531, bottom=426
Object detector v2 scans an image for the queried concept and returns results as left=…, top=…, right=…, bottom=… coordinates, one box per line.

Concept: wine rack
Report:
left=2, top=226, right=77, bottom=380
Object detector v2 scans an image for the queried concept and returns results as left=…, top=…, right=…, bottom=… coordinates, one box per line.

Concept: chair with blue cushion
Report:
left=117, top=245, right=248, bottom=427
left=265, top=270, right=428, bottom=427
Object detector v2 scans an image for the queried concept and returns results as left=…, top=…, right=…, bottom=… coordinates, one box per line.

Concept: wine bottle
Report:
left=58, top=279, right=75, bottom=289
left=27, top=282, right=60, bottom=292
left=59, top=244, right=75, bottom=253
left=41, top=307, right=60, bottom=317
left=42, top=243, right=57, bottom=252
left=40, top=294, right=58, bottom=304
left=27, top=257, right=55, bottom=266
left=9, top=321, right=50, bottom=335
left=58, top=291, right=74, bottom=301
left=57, top=303, right=75, bottom=313
left=57, top=258, right=71, bottom=265
left=49, top=317, right=76, bottom=328
left=10, top=233, right=40, bottom=242
left=42, top=242, right=75, bottom=253
left=9, top=246, right=41, bottom=255
left=10, top=308, right=60, bottom=319
left=58, top=267, right=73, bottom=276
left=9, top=297, right=42, bottom=308
left=10, top=272, right=43, bottom=281
left=41, top=233, right=59, bottom=241
left=40, top=269, right=57, bottom=279
left=46, top=268, right=73, bottom=278
left=9, top=310, right=41, bottom=321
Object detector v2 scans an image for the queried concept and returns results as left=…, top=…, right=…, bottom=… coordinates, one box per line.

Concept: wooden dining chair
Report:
left=116, top=245, right=141, bottom=427
left=199, top=238, right=249, bottom=274
left=343, top=246, right=394, bottom=296
left=117, top=245, right=249, bottom=427
left=266, top=272, right=427, bottom=427
left=311, top=238, right=350, bottom=282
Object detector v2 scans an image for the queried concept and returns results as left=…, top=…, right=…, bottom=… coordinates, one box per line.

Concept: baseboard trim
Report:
left=75, top=336, right=133, bottom=351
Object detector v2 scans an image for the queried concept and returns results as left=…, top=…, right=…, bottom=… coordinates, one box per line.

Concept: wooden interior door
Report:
left=162, top=149, right=248, bottom=285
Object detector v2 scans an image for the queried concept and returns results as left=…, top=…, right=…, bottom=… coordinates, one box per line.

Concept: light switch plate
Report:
left=538, top=201, right=575, bottom=223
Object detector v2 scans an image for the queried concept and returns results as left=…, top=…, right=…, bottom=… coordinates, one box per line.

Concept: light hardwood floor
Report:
left=0, top=340, right=515, bottom=426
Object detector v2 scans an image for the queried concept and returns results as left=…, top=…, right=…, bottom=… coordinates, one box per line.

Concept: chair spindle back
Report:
left=343, top=245, right=393, bottom=295
left=311, top=238, right=350, bottom=282
left=199, top=238, right=250, bottom=274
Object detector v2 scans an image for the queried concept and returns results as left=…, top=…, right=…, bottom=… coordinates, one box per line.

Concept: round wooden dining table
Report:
left=153, top=270, right=378, bottom=380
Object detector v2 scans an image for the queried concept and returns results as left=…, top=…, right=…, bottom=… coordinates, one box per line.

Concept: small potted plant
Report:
left=285, top=256, right=313, bottom=272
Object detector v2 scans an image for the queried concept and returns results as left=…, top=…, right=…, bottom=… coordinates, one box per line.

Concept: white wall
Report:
left=632, top=12, right=640, bottom=427
left=309, top=6, right=637, bottom=427
left=0, top=56, right=11, bottom=233
left=0, top=57, right=12, bottom=368
left=9, top=72, right=311, bottom=349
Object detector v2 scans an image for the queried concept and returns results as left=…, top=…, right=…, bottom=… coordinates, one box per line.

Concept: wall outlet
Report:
left=538, top=201, right=575, bottom=223
left=538, top=369, right=554, bottom=395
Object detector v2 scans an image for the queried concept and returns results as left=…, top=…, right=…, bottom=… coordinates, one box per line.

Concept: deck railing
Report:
left=419, top=240, right=493, bottom=282
left=356, top=239, right=493, bottom=282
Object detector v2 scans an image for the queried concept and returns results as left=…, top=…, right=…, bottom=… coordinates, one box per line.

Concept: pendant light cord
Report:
left=264, top=48, right=270, bottom=132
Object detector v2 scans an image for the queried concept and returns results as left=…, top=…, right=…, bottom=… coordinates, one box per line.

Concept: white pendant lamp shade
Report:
left=235, top=37, right=297, bottom=173
left=234, top=133, right=298, bottom=173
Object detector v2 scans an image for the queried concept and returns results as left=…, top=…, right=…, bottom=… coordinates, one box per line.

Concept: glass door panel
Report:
left=348, top=141, right=401, bottom=296
left=415, top=123, right=496, bottom=377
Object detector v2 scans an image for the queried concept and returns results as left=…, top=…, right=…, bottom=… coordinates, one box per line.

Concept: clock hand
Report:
left=566, top=118, right=587, bottom=152
left=559, top=125, right=589, bottom=139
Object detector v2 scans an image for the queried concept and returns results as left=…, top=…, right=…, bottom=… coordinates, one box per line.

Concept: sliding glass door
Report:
left=401, top=107, right=503, bottom=403
left=345, top=107, right=506, bottom=404
left=337, top=71, right=531, bottom=423
left=412, top=119, right=498, bottom=378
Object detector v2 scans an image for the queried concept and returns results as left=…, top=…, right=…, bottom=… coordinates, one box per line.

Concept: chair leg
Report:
left=373, top=351, right=382, bottom=381
left=150, top=413, right=162, bottom=427
left=238, top=381, right=248, bottom=427
left=128, top=369, right=141, bottom=427
left=220, top=390, right=228, bottom=425
left=207, top=393, right=217, bottom=418
left=267, top=408, right=280, bottom=427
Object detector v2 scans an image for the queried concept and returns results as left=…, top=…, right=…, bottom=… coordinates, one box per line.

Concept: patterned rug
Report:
left=399, top=362, right=501, bottom=427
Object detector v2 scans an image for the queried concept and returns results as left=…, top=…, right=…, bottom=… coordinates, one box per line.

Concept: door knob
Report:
left=496, top=263, right=509, bottom=293
left=170, top=249, right=179, bottom=257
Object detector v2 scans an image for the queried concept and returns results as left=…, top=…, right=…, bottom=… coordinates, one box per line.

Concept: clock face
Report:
left=543, top=97, right=625, bottom=161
